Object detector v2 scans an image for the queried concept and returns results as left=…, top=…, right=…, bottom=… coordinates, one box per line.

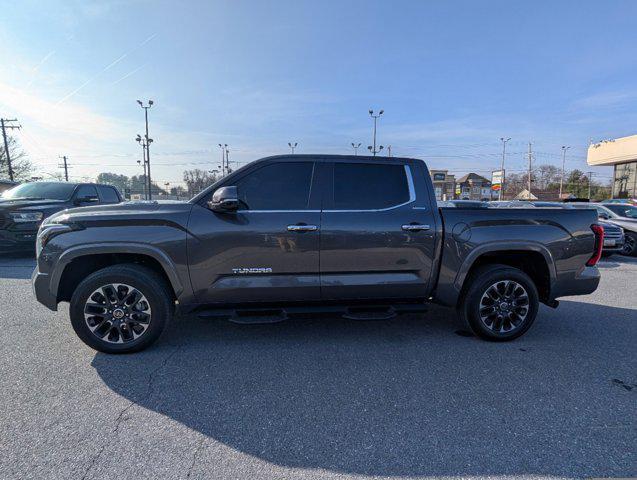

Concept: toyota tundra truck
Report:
left=32, top=155, right=603, bottom=353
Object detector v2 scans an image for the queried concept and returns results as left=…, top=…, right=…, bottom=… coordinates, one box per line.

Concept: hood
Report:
left=46, top=200, right=194, bottom=227
left=0, top=198, right=67, bottom=210
left=597, top=220, right=622, bottom=231
left=604, top=217, right=637, bottom=233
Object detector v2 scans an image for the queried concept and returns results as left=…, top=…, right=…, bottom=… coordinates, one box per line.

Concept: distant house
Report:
left=0, top=179, right=17, bottom=194
left=456, top=173, right=493, bottom=201
left=515, top=189, right=561, bottom=201
left=429, top=170, right=456, bottom=200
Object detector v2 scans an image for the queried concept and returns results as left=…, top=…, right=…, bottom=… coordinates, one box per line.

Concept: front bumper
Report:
left=32, top=268, right=58, bottom=311
left=0, top=228, right=38, bottom=253
left=550, top=266, right=601, bottom=300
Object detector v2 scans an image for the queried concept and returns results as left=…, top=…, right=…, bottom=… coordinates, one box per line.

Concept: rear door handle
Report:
left=287, top=224, right=319, bottom=232
left=402, top=224, right=430, bottom=232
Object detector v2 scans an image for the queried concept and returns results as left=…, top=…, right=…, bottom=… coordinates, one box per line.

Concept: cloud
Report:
left=571, top=90, right=637, bottom=110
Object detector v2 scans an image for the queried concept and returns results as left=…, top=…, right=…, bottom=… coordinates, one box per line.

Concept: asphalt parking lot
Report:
left=0, top=254, right=635, bottom=479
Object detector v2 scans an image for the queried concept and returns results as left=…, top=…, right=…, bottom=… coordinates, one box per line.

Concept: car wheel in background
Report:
left=458, top=264, right=539, bottom=341
left=69, top=264, right=173, bottom=353
left=621, top=232, right=637, bottom=256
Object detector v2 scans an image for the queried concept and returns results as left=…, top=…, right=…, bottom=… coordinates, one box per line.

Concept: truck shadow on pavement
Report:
left=91, top=300, right=635, bottom=478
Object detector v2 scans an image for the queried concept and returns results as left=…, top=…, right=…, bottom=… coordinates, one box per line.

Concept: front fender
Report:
left=50, top=242, right=184, bottom=299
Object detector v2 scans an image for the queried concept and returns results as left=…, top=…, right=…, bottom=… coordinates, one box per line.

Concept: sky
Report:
left=2, top=0, right=637, bottom=188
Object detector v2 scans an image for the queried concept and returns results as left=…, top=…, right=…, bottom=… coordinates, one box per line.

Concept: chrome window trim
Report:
left=323, top=164, right=416, bottom=213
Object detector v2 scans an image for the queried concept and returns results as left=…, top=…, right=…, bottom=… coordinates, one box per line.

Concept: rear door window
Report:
left=332, top=163, right=410, bottom=210
left=98, top=186, right=120, bottom=203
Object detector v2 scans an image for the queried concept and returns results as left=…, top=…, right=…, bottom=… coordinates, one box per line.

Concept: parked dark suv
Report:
left=0, top=182, right=122, bottom=254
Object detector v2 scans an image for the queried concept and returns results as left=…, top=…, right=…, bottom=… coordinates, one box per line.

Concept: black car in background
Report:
left=569, top=203, right=635, bottom=257
left=0, top=182, right=122, bottom=254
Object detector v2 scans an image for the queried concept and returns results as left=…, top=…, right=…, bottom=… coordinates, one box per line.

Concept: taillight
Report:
left=586, top=224, right=604, bottom=267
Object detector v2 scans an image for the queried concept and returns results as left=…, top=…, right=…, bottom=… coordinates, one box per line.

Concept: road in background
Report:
left=0, top=254, right=635, bottom=479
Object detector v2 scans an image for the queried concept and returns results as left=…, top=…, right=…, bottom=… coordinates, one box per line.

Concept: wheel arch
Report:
left=455, top=243, right=556, bottom=305
left=53, top=243, right=183, bottom=303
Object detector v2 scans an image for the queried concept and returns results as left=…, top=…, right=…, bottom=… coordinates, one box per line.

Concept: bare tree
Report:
left=183, top=169, right=217, bottom=196
left=0, top=136, right=33, bottom=181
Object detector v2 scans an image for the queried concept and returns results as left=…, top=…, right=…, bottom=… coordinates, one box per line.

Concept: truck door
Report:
left=319, top=160, right=437, bottom=301
left=187, top=161, right=322, bottom=304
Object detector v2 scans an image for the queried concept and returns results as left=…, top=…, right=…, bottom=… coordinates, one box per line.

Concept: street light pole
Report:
left=367, top=109, right=384, bottom=156
left=351, top=142, right=361, bottom=155
left=136, top=134, right=149, bottom=199
left=288, top=142, right=298, bottom=154
left=560, top=145, right=570, bottom=199
left=499, top=137, right=510, bottom=200
left=137, top=100, right=154, bottom=199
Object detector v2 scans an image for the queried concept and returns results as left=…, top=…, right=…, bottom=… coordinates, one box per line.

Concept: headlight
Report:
left=9, top=211, right=44, bottom=223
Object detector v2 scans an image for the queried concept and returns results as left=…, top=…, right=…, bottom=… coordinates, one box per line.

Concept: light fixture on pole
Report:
left=288, top=142, right=298, bottom=154
left=499, top=137, right=511, bottom=200
left=136, top=100, right=154, bottom=199
left=351, top=142, right=361, bottom=155
left=367, top=109, right=384, bottom=156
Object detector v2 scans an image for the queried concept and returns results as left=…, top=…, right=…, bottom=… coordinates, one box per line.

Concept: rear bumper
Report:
left=550, top=266, right=600, bottom=300
left=32, top=268, right=57, bottom=311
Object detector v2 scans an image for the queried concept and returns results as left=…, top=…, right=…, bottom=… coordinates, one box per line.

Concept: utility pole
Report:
left=587, top=171, right=593, bottom=199
left=351, top=142, right=361, bottom=155
left=367, top=109, right=384, bottom=156
left=288, top=142, right=298, bottom=154
left=527, top=142, right=533, bottom=194
left=225, top=145, right=230, bottom=174
left=559, top=145, right=570, bottom=199
left=387, top=145, right=392, bottom=157
left=137, top=100, right=154, bottom=199
left=218, top=144, right=227, bottom=176
left=1, top=118, right=21, bottom=182
left=58, top=156, right=70, bottom=181
left=499, top=137, right=511, bottom=200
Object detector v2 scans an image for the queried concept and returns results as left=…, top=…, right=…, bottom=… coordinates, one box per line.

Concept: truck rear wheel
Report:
left=69, top=264, right=173, bottom=354
left=458, top=264, right=539, bottom=341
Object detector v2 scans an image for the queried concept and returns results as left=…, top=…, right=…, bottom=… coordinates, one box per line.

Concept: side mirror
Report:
left=598, top=213, right=610, bottom=220
left=74, top=195, right=99, bottom=206
left=208, top=186, right=239, bottom=213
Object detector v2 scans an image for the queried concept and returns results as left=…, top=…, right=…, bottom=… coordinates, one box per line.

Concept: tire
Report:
left=70, top=264, right=174, bottom=354
left=621, top=232, right=637, bottom=257
left=458, top=264, right=539, bottom=341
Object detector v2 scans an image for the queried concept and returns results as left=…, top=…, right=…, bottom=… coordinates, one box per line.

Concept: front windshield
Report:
left=1, top=182, right=77, bottom=201
left=606, top=204, right=637, bottom=218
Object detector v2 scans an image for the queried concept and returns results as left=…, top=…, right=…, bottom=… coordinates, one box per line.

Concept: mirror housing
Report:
left=73, top=196, right=99, bottom=206
left=598, top=213, right=610, bottom=220
left=208, top=186, right=239, bottom=213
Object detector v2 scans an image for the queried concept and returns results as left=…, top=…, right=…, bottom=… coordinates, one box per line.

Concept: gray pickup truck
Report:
left=33, top=155, right=602, bottom=353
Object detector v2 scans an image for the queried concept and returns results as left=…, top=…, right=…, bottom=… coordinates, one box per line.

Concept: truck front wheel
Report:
left=69, top=264, right=173, bottom=353
left=459, top=264, right=539, bottom=341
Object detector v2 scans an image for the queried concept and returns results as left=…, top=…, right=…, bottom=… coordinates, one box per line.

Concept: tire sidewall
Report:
left=463, top=266, right=539, bottom=341
left=622, top=232, right=637, bottom=256
left=70, top=267, right=171, bottom=353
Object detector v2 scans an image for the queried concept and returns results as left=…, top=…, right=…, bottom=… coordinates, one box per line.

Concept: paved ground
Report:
left=0, top=253, right=635, bottom=480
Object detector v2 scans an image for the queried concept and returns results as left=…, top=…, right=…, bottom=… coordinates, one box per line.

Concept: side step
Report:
left=196, top=303, right=427, bottom=324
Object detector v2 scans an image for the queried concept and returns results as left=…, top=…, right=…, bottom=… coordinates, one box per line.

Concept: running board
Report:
left=196, top=303, right=427, bottom=324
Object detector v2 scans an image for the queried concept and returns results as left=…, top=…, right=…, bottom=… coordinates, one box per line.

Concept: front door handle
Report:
left=287, top=224, right=319, bottom=232
left=402, top=224, right=430, bottom=232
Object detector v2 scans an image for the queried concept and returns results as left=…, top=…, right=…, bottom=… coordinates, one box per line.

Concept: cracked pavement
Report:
left=0, top=253, right=635, bottom=479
